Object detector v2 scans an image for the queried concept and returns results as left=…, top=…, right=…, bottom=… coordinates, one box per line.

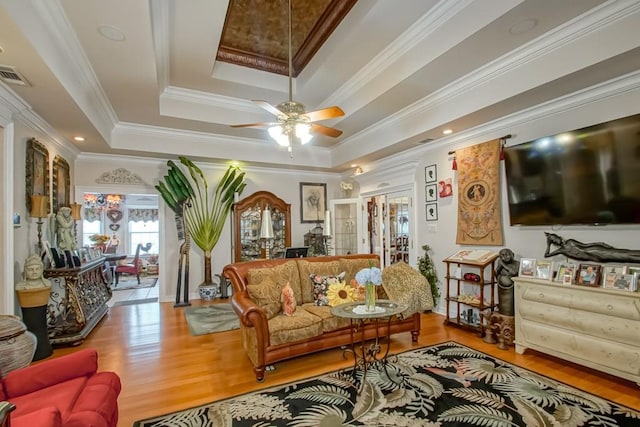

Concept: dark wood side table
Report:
left=330, top=299, right=408, bottom=394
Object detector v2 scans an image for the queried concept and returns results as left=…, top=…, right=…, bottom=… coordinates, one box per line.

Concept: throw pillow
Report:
left=326, top=281, right=357, bottom=306
left=310, top=272, right=346, bottom=306
left=281, top=281, right=296, bottom=316
left=382, top=261, right=435, bottom=316
left=246, top=277, right=281, bottom=319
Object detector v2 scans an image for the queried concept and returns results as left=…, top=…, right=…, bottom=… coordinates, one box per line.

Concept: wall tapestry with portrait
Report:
left=455, top=139, right=504, bottom=245
left=25, top=138, right=50, bottom=213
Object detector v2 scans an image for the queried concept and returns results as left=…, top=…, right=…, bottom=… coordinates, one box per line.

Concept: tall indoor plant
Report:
left=156, top=157, right=246, bottom=292
left=418, top=244, right=440, bottom=305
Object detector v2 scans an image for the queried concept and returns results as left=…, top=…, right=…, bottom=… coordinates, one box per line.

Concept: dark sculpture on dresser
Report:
left=544, top=232, right=640, bottom=263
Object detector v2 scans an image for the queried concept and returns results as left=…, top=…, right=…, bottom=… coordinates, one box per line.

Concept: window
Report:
left=128, top=220, right=159, bottom=254
left=82, top=219, right=102, bottom=246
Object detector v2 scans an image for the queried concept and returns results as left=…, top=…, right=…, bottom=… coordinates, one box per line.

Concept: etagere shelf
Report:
left=443, top=253, right=499, bottom=336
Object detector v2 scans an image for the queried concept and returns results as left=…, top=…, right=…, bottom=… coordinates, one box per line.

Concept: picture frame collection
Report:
left=425, top=164, right=438, bottom=221
left=519, top=258, right=639, bottom=291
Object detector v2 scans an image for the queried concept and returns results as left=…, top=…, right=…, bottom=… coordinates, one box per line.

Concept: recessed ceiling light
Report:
left=74, top=136, right=85, bottom=142
left=443, top=129, right=453, bottom=135
left=509, top=18, right=538, bottom=35
left=350, top=164, right=358, bottom=168
left=98, top=25, right=126, bottom=42
left=0, top=46, right=4, bottom=54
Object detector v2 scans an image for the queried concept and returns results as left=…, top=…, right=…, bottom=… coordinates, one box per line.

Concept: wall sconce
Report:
left=260, top=205, right=274, bottom=259
left=30, top=194, right=49, bottom=253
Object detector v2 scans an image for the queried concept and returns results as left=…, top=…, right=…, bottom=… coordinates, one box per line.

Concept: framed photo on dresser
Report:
left=575, top=263, right=601, bottom=287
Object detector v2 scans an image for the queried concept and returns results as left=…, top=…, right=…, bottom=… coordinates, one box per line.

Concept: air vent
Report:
left=0, top=65, right=30, bottom=86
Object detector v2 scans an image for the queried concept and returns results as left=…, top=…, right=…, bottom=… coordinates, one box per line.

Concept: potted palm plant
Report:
left=156, top=157, right=246, bottom=299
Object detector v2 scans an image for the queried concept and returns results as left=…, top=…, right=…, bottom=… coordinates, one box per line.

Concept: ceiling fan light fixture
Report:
left=269, top=125, right=290, bottom=147
left=295, top=123, right=312, bottom=144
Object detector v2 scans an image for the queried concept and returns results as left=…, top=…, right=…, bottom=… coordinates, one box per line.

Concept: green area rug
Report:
left=184, top=304, right=240, bottom=336
left=133, top=341, right=639, bottom=426
left=112, top=275, right=157, bottom=291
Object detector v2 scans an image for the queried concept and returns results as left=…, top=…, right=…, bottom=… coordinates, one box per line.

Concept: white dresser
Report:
left=514, top=277, right=640, bottom=385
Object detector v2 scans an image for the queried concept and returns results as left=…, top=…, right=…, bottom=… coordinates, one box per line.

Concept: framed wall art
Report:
left=425, top=203, right=438, bottom=221
left=425, top=164, right=437, bottom=183
left=300, top=182, right=327, bottom=223
left=52, top=155, right=70, bottom=212
left=25, top=138, right=50, bottom=213
left=425, top=184, right=437, bottom=202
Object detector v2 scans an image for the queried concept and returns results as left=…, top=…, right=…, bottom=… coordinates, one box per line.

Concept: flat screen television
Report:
left=285, top=247, right=309, bottom=258
left=503, top=113, right=640, bottom=226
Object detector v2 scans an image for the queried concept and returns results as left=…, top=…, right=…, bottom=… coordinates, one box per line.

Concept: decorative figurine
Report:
left=15, top=255, right=52, bottom=291
left=52, top=207, right=76, bottom=251
left=495, top=248, right=519, bottom=316
left=544, top=232, right=640, bottom=263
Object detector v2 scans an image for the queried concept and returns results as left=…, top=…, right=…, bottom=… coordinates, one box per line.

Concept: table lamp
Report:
left=30, top=194, right=48, bottom=253
left=260, top=205, right=274, bottom=259
left=70, top=202, right=82, bottom=248
left=323, top=209, right=332, bottom=255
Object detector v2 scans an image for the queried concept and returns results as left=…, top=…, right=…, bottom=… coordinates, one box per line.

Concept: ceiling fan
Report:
left=230, top=0, right=345, bottom=150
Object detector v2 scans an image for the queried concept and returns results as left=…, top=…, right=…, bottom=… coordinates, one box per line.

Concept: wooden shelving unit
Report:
left=443, top=253, right=499, bottom=336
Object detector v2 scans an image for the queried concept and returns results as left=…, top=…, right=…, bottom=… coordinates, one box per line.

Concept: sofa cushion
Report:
left=310, top=272, right=345, bottom=306
left=281, top=282, right=296, bottom=316
left=268, top=308, right=323, bottom=346
left=246, top=277, right=281, bottom=319
left=247, top=261, right=302, bottom=303
left=296, top=260, right=342, bottom=303
left=382, top=261, right=434, bottom=316
left=302, top=304, right=351, bottom=332
left=10, top=377, right=86, bottom=420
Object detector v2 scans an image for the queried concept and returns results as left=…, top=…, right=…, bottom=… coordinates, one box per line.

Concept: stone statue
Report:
left=16, top=255, right=52, bottom=290
left=495, top=248, right=519, bottom=316
left=544, top=232, right=640, bottom=263
left=54, top=207, right=76, bottom=251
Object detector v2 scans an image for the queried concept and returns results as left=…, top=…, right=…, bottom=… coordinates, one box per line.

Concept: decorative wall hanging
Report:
left=438, top=178, right=453, bottom=198
left=455, top=139, right=504, bottom=245
left=84, top=193, right=124, bottom=210
left=300, top=182, right=327, bottom=223
left=109, top=223, right=120, bottom=231
left=95, top=168, right=145, bottom=185
left=106, top=209, right=123, bottom=223
left=425, top=184, right=437, bottom=202
left=25, top=138, right=50, bottom=213
left=426, top=203, right=438, bottom=221
left=52, top=155, right=70, bottom=212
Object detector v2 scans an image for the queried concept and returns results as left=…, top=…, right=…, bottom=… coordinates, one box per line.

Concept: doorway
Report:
left=81, top=192, right=160, bottom=306
left=365, top=189, right=413, bottom=268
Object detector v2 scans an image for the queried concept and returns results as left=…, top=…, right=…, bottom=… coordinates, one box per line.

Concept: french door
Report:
left=365, top=189, right=412, bottom=268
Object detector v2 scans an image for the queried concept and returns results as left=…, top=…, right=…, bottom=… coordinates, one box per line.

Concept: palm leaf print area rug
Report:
left=133, top=341, right=639, bottom=426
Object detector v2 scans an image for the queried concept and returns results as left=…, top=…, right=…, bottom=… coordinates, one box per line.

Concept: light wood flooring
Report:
left=49, top=300, right=640, bottom=427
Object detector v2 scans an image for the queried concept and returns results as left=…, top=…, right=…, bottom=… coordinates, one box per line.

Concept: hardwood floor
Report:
left=49, top=300, right=640, bottom=427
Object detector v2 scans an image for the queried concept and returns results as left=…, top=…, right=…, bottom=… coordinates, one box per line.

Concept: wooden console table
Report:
left=44, top=258, right=112, bottom=345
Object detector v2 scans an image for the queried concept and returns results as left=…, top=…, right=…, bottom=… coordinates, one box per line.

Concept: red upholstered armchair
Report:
left=0, top=348, right=121, bottom=427
left=115, top=243, right=142, bottom=285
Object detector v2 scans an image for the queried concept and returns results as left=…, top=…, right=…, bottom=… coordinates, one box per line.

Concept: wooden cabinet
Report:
left=443, top=253, right=498, bottom=336
left=514, top=277, right=640, bottom=384
left=233, top=191, right=291, bottom=262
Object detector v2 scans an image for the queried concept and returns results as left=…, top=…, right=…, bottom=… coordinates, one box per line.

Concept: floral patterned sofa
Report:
left=223, top=254, right=433, bottom=381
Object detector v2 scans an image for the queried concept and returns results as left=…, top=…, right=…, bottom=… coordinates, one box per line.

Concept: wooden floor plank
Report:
left=47, top=300, right=640, bottom=427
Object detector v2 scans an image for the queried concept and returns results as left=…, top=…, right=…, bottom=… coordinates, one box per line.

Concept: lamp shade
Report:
left=323, top=210, right=331, bottom=236
left=70, top=203, right=82, bottom=220
left=260, top=207, right=274, bottom=239
left=30, top=195, right=48, bottom=218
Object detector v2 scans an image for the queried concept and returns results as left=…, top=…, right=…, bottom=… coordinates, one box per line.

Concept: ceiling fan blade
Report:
left=253, top=100, right=284, bottom=117
left=230, top=122, right=277, bottom=129
left=311, top=123, right=343, bottom=138
left=305, top=106, right=345, bottom=122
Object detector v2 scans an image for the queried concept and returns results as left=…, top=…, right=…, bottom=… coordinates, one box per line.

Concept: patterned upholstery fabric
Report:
left=246, top=277, right=281, bottom=319
left=247, top=261, right=302, bottom=302
left=382, top=261, right=434, bottom=316
left=296, top=260, right=341, bottom=303
left=310, top=272, right=345, bottom=306
left=339, top=258, right=380, bottom=285
left=302, top=304, right=351, bottom=332
left=268, top=308, right=323, bottom=346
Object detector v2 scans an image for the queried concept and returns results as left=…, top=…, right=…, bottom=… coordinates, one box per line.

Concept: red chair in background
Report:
left=115, top=243, right=142, bottom=285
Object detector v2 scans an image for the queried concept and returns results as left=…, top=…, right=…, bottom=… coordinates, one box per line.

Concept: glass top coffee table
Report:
left=331, top=299, right=408, bottom=394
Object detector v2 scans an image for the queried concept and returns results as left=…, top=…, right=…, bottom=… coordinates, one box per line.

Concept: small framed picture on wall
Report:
left=425, top=184, right=437, bottom=202
left=425, top=203, right=438, bottom=221
left=425, top=164, right=437, bottom=183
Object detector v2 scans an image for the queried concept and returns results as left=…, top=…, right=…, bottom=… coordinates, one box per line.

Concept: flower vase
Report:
left=365, top=283, right=376, bottom=312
